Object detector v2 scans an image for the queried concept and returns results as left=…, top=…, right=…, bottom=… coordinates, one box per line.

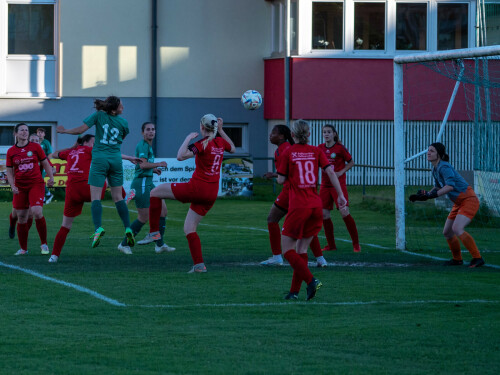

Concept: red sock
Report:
left=186, top=232, right=204, bottom=265
left=9, top=213, right=18, bottom=228
left=284, top=250, right=313, bottom=285
left=35, top=217, right=48, bottom=245
left=323, top=219, right=336, bottom=249
left=309, top=236, right=323, bottom=258
left=17, top=222, right=29, bottom=250
left=268, top=222, right=282, bottom=256
left=27, top=217, right=33, bottom=230
left=52, top=226, right=70, bottom=257
left=149, top=197, right=162, bottom=232
left=290, top=253, right=309, bottom=293
left=343, top=214, right=359, bottom=246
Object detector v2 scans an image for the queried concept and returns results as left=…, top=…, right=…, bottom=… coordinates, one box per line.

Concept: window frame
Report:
left=222, top=123, right=249, bottom=155
left=292, top=0, right=477, bottom=58
left=0, top=0, right=59, bottom=98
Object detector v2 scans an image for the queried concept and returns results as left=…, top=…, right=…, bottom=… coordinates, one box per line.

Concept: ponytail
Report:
left=200, top=114, right=218, bottom=150
left=274, top=124, right=295, bottom=145
left=94, top=96, right=121, bottom=115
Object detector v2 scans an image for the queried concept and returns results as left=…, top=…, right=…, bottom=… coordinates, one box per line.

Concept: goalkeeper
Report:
left=409, top=142, right=485, bottom=268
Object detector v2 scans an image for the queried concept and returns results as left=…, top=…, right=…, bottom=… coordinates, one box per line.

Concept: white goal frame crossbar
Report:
left=393, top=46, right=500, bottom=250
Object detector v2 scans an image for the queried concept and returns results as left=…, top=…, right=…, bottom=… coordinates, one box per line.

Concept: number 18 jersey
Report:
left=277, top=144, right=330, bottom=210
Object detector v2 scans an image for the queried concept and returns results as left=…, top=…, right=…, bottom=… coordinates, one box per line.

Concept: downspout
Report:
left=151, top=0, right=158, bottom=152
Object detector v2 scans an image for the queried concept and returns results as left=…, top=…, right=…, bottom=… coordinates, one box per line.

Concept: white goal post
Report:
left=393, top=46, right=500, bottom=250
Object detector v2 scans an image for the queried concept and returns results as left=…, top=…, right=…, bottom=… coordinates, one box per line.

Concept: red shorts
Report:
left=320, top=184, right=349, bottom=210
left=171, top=179, right=219, bottom=216
left=282, top=207, right=323, bottom=239
left=12, top=182, right=45, bottom=209
left=274, top=186, right=290, bottom=212
left=448, top=186, right=479, bottom=220
left=64, top=182, right=106, bottom=217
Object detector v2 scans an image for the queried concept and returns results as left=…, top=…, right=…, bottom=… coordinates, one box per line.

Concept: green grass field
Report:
left=1, top=187, right=499, bottom=374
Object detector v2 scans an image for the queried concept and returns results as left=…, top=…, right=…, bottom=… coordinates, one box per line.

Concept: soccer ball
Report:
left=241, top=90, right=262, bottom=110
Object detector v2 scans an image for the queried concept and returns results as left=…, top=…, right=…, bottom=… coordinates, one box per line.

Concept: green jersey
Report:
left=40, top=139, right=52, bottom=156
left=84, top=111, right=129, bottom=157
left=134, top=139, right=154, bottom=178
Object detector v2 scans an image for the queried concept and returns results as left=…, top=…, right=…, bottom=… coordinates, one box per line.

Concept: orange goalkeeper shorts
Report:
left=448, top=186, right=479, bottom=220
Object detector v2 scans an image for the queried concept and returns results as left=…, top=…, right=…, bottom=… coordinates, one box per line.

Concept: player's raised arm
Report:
left=57, top=124, right=90, bottom=135
left=177, top=132, right=198, bottom=161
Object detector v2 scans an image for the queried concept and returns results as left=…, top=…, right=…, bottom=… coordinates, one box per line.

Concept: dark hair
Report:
left=323, top=124, right=340, bottom=143
left=14, top=123, right=28, bottom=133
left=273, top=124, right=295, bottom=145
left=36, top=127, right=46, bottom=133
left=141, top=122, right=155, bottom=132
left=94, top=96, right=121, bottom=115
left=78, top=134, right=95, bottom=145
left=430, top=142, right=449, bottom=162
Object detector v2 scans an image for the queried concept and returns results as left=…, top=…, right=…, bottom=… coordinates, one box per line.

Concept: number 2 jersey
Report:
left=58, top=145, right=93, bottom=185
left=188, top=137, right=232, bottom=183
left=277, top=143, right=331, bottom=210
left=6, top=142, right=46, bottom=188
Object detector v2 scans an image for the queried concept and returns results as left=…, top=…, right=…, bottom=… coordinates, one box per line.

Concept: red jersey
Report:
left=189, top=137, right=232, bottom=183
left=59, top=145, right=93, bottom=184
left=275, top=141, right=292, bottom=189
left=6, top=142, right=46, bottom=188
left=318, top=142, right=352, bottom=187
left=277, top=144, right=330, bottom=210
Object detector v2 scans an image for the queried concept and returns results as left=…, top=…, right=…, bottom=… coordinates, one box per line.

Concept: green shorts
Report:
left=88, top=156, right=123, bottom=187
left=131, top=177, right=155, bottom=208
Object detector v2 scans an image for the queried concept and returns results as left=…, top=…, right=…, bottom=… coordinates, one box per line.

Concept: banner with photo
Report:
left=1, top=157, right=254, bottom=198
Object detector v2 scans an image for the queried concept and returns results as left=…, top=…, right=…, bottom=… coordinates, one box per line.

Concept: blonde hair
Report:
left=200, top=114, right=218, bottom=149
left=291, top=119, right=310, bottom=144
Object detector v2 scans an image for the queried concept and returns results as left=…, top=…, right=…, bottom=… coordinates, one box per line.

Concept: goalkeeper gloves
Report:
left=409, top=189, right=438, bottom=202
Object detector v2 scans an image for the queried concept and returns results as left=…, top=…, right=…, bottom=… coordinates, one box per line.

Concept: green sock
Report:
left=115, top=200, right=131, bottom=229
left=155, top=216, right=166, bottom=246
left=91, top=200, right=102, bottom=230
left=122, top=219, right=145, bottom=246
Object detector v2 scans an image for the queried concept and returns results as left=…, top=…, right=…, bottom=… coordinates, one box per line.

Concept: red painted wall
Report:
left=264, top=58, right=473, bottom=121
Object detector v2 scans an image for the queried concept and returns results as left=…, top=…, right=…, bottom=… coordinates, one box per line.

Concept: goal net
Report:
left=394, top=46, right=500, bottom=253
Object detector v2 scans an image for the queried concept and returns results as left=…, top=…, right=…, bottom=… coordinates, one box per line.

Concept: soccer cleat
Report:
left=155, top=243, right=176, bottom=253
left=9, top=225, right=15, bottom=239
left=353, top=243, right=361, bottom=253
left=284, top=292, right=299, bottom=300
left=14, top=249, right=28, bottom=256
left=125, top=227, right=136, bottom=247
left=118, top=243, right=133, bottom=255
left=306, top=278, right=322, bottom=301
left=321, top=245, right=337, bottom=252
left=44, top=193, right=54, bottom=205
left=260, top=257, right=283, bottom=266
left=188, top=263, right=207, bottom=273
left=469, top=258, right=485, bottom=268
left=444, top=259, right=464, bottom=266
left=316, top=257, right=328, bottom=268
left=125, top=189, right=136, bottom=205
left=91, top=227, right=105, bottom=248
left=40, top=244, right=50, bottom=255
left=48, top=255, right=59, bottom=263
left=137, top=232, right=161, bottom=245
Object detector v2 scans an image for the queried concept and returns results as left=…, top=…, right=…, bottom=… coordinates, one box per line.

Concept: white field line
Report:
left=2, top=260, right=498, bottom=308
left=0, top=261, right=126, bottom=307
left=134, top=299, right=499, bottom=309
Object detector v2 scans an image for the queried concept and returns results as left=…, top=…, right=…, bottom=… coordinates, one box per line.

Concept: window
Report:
left=312, top=2, right=343, bottom=50
left=396, top=3, right=427, bottom=50
left=485, top=3, right=500, bottom=45
left=271, top=0, right=298, bottom=56
left=0, top=123, right=54, bottom=156
left=0, top=0, right=58, bottom=97
left=223, top=124, right=249, bottom=155
left=8, top=4, right=54, bottom=55
left=437, top=3, right=469, bottom=50
left=354, top=2, right=385, bottom=50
